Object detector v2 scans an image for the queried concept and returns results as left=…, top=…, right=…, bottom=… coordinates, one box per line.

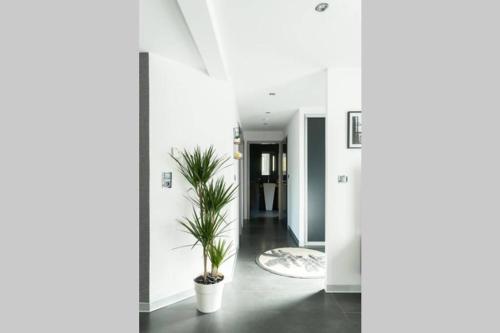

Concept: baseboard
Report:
left=325, top=284, right=361, bottom=293
left=305, top=241, right=325, bottom=247
left=140, top=288, right=196, bottom=312
left=140, top=249, right=240, bottom=313
left=287, top=226, right=299, bottom=246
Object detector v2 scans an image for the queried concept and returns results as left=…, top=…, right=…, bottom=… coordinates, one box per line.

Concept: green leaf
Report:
left=208, top=239, right=234, bottom=270
left=170, top=145, right=237, bottom=279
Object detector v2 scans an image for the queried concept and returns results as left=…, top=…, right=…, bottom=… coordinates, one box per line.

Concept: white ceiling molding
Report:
left=177, top=0, right=229, bottom=80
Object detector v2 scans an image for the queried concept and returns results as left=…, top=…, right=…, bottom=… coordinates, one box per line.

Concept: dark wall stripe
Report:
left=307, top=117, right=326, bottom=242
left=139, top=52, right=150, bottom=303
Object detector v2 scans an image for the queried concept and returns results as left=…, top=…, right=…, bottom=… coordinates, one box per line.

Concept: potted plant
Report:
left=171, top=146, right=237, bottom=313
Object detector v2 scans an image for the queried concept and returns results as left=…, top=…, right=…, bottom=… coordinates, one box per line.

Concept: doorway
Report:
left=249, top=143, right=280, bottom=218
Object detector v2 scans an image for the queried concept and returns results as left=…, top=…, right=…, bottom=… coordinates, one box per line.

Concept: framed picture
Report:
left=347, top=111, right=362, bottom=149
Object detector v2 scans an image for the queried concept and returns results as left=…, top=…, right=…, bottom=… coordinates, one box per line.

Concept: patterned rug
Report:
left=256, top=247, right=325, bottom=279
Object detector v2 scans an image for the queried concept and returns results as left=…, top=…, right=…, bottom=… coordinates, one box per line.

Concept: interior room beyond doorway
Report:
left=249, top=143, right=280, bottom=219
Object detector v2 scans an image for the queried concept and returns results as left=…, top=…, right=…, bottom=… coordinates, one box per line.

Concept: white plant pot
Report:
left=194, top=279, right=225, bottom=313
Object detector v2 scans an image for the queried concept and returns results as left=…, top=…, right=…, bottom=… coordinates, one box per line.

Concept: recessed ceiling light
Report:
left=269, top=92, right=276, bottom=96
left=315, top=3, right=329, bottom=12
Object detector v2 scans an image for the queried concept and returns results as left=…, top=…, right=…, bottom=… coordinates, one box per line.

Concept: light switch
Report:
left=338, top=175, right=348, bottom=183
left=162, top=172, right=172, bottom=188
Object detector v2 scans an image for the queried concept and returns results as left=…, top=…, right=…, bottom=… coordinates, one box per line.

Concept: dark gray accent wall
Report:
left=139, top=52, right=149, bottom=303
left=307, top=117, right=326, bottom=242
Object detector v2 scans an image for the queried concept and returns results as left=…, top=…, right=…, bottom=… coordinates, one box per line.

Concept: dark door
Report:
left=307, top=118, right=325, bottom=242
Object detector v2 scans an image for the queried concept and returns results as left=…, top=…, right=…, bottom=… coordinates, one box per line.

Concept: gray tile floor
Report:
left=140, top=217, right=361, bottom=333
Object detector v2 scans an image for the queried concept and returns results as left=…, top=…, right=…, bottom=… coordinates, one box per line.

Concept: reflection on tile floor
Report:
left=140, top=217, right=361, bottom=333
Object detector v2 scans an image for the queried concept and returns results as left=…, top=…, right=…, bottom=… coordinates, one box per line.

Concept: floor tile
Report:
left=140, top=217, right=361, bottom=333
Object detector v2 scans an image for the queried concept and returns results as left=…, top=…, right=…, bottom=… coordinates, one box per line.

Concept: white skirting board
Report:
left=140, top=288, right=195, bottom=312
left=325, top=284, right=361, bottom=293
left=140, top=249, right=239, bottom=312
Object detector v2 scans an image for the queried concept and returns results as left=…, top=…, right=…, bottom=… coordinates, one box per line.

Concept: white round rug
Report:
left=256, top=247, right=325, bottom=279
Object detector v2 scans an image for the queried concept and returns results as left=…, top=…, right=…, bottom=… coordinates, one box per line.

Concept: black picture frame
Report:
left=347, top=111, right=362, bottom=149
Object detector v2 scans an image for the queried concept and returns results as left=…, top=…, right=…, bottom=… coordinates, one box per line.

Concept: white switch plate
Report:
left=338, top=175, right=348, bottom=183
left=162, top=172, right=172, bottom=188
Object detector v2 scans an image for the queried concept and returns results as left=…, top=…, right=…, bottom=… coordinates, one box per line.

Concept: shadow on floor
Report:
left=140, top=217, right=360, bottom=333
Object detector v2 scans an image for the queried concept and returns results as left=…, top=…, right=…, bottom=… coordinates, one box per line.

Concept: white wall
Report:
left=325, top=68, right=362, bottom=292
left=242, top=130, right=284, bottom=219
left=284, top=111, right=304, bottom=245
left=147, top=52, right=240, bottom=310
left=140, top=0, right=205, bottom=71
left=284, top=107, right=325, bottom=246
left=243, top=130, right=284, bottom=142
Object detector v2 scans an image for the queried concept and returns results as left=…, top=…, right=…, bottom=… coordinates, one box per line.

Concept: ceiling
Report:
left=139, top=0, right=205, bottom=71
left=212, top=0, right=361, bottom=130
left=140, top=0, right=361, bottom=131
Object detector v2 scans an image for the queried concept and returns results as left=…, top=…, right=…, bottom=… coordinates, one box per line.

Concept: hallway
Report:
left=140, top=217, right=361, bottom=333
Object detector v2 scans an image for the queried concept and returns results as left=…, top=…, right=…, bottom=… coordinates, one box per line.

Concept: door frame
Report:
left=238, top=131, right=245, bottom=235
left=244, top=140, right=283, bottom=222
left=280, top=136, right=288, bottom=224
left=304, top=115, right=326, bottom=246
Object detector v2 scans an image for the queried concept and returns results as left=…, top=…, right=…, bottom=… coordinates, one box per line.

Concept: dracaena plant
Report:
left=208, top=239, right=234, bottom=277
left=171, top=146, right=237, bottom=283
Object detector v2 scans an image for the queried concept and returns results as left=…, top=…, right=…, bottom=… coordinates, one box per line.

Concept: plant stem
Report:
left=203, top=248, right=208, bottom=283
left=199, top=185, right=207, bottom=283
